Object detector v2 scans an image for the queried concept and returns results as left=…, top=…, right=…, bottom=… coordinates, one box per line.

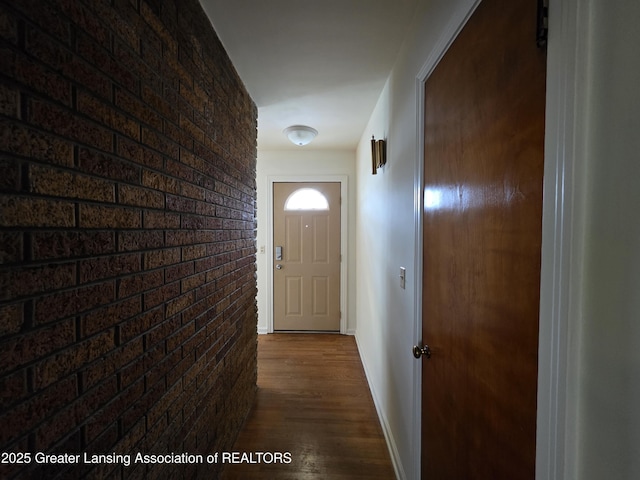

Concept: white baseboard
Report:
left=354, top=331, right=405, bottom=480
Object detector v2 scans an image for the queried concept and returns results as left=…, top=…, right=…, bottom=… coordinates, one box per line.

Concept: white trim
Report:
left=412, top=1, right=481, bottom=477
left=536, top=0, right=585, bottom=478
left=266, top=175, right=349, bottom=334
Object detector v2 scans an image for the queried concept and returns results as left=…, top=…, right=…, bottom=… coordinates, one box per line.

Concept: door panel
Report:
left=274, top=182, right=341, bottom=331
left=421, top=0, right=546, bottom=478
left=285, top=277, right=302, bottom=316
left=313, top=216, right=330, bottom=263
left=285, top=216, right=302, bottom=262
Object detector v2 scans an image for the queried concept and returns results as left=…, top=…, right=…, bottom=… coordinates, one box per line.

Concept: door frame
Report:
left=265, top=175, right=349, bottom=334
left=411, top=0, right=586, bottom=478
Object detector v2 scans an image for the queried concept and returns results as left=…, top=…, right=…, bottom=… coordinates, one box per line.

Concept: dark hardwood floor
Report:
left=220, top=334, right=396, bottom=479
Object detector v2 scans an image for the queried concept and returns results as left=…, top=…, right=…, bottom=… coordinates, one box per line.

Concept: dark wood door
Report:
left=421, top=0, right=547, bottom=478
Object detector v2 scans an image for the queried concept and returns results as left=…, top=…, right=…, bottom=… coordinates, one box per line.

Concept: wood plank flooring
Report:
left=220, top=334, right=396, bottom=480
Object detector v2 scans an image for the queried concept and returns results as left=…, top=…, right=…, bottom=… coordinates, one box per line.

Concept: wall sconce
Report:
left=283, top=125, right=318, bottom=146
left=371, top=136, right=386, bottom=174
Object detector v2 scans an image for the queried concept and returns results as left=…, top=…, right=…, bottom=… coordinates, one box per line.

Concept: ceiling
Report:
left=199, top=0, right=420, bottom=151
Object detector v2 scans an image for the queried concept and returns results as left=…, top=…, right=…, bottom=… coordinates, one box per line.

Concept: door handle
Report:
left=413, top=344, right=431, bottom=359
left=275, top=264, right=283, bottom=270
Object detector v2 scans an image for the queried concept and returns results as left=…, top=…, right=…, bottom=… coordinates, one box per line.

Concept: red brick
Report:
left=34, top=375, right=118, bottom=450
left=119, top=184, right=164, bottom=208
left=165, top=262, right=194, bottom=283
left=0, top=196, right=75, bottom=227
left=0, top=0, right=259, bottom=473
left=117, top=270, right=164, bottom=299
left=179, top=113, right=204, bottom=144
left=0, top=302, right=23, bottom=336
left=86, top=379, right=144, bottom=443
left=54, top=0, right=110, bottom=48
left=79, top=253, right=141, bottom=283
left=180, top=182, right=206, bottom=201
left=96, top=1, right=140, bottom=50
left=117, top=136, right=163, bottom=170
left=29, top=164, right=115, bottom=202
left=145, top=347, right=180, bottom=387
left=79, top=204, right=141, bottom=229
left=146, top=379, right=182, bottom=428
left=84, top=423, right=119, bottom=465
left=119, top=306, right=163, bottom=343
left=81, top=338, right=144, bottom=390
left=181, top=272, right=207, bottom=294
left=17, top=35, right=71, bottom=106
left=28, top=99, right=113, bottom=152
left=118, top=230, right=165, bottom=252
left=166, top=193, right=195, bottom=213
left=143, top=210, right=181, bottom=229
left=0, top=375, right=77, bottom=446
left=166, top=321, right=195, bottom=353
left=0, top=83, right=18, bottom=117
left=164, top=122, right=194, bottom=153
left=142, top=84, right=178, bottom=123
left=0, top=319, right=75, bottom=375
left=121, top=371, right=164, bottom=431
left=0, top=262, right=76, bottom=300
left=165, top=291, right=194, bottom=318
left=193, top=200, right=215, bottom=218
left=182, top=214, right=206, bottom=230
left=0, top=231, right=22, bottom=264
left=33, top=331, right=115, bottom=390
left=81, top=297, right=142, bottom=337
left=179, top=81, right=205, bottom=115
left=32, top=231, right=115, bottom=260
left=144, top=281, right=180, bottom=309
left=35, top=281, right=115, bottom=325
left=76, top=32, right=138, bottom=93
left=182, top=245, right=207, bottom=262
left=141, top=127, right=178, bottom=159
left=163, top=71, right=192, bottom=117
left=77, top=90, right=140, bottom=140
left=0, top=4, right=18, bottom=44
left=164, top=230, right=194, bottom=247
left=12, top=0, right=70, bottom=44
left=143, top=247, right=181, bottom=269
left=139, top=0, right=176, bottom=50
left=66, top=56, right=112, bottom=100
left=141, top=169, right=179, bottom=194
left=0, top=368, right=28, bottom=409
left=78, top=147, right=141, bottom=183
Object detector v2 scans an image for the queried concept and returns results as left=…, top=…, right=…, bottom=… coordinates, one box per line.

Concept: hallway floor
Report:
left=220, top=334, right=396, bottom=479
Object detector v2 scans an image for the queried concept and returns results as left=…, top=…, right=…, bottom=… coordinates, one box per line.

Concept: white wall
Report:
left=574, top=0, right=640, bottom=478
left=255, top=150, right=357, bottom=334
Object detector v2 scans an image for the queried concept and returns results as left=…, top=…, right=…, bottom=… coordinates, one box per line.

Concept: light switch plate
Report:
left=399, top=267, right=406, bottom=289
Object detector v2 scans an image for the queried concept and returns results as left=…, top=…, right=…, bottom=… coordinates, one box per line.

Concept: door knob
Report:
left=275, top=264, right=283, bottom=270
left=413, top=344, right=431, bottom=359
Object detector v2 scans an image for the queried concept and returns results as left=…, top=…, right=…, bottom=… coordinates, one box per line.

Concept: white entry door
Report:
left=273, top=182, right=341, bottom=331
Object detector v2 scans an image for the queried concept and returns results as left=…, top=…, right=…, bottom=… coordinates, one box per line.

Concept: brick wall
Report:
left=0, top=0, right=258, bottom=478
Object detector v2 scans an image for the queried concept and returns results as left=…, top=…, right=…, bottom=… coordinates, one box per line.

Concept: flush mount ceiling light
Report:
left=283, top=125, right=318, bottom=146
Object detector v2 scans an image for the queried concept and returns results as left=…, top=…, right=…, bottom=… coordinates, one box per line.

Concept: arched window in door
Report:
left=284, top=188, right=329, bottom=211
